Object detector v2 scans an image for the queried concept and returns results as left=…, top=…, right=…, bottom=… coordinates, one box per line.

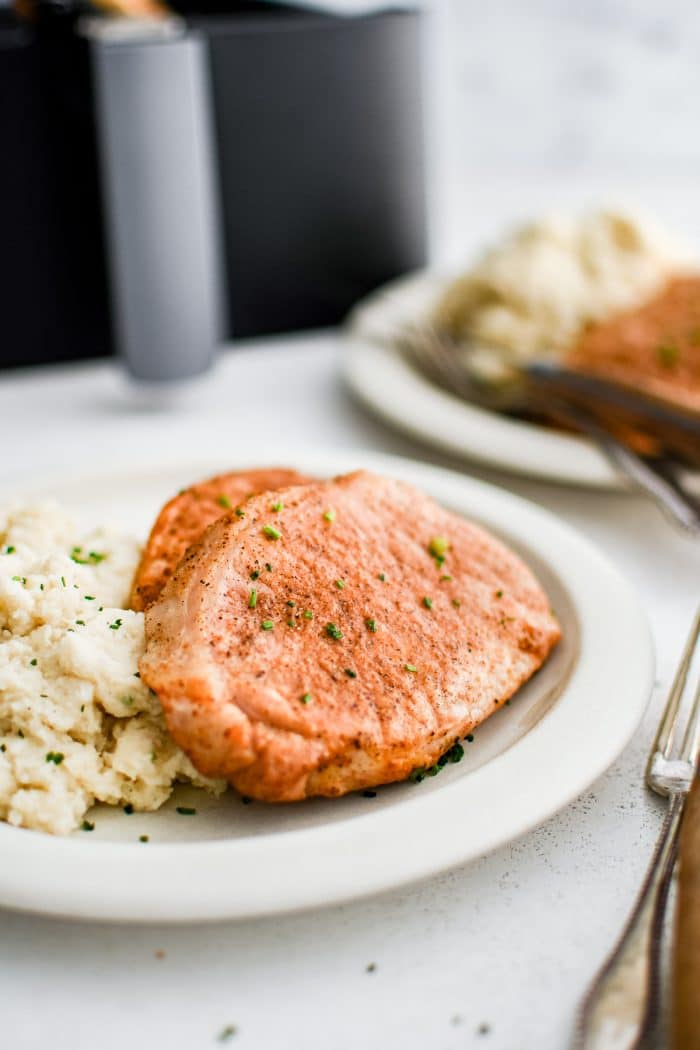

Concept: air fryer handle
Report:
left=88, top=21, right=226, bottom=383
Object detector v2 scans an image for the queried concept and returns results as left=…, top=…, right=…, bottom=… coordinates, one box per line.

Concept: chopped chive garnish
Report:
left=81, top=820, right=94, bottom=832
left=261, top=620, right=274, bottom=631
left=495, top=590, right=503, bottom=598
left=4, top=546, right=15, bottom=554
left=422, top=596, right=433, bottom=609
left=323, top=508, right=336, bottom=522
left=71, top=550, right=105, bottom=565
left=75, top=619, right=85, bottom=626
left=46, top=751, right=64, bottom=765
left=250, top=570, right=260, bottom=580
left=235, top=507, right=245, bottom=518
left=123, top=803, right=134, bottom=815
left=452, top=598, right=461, bottom=608
left=440, top=574, right=453, bottom=583
left=109, top=618, right=123, bottom=630
left=60, top=576, right=66, bottom=587
left=428, top=536, right=449, bottom=559
left=265, top=563, right=273, bottom=572
left=466, top=733, right=474, bottom=743
left=30, top=658, right=37, bottom=666
left=303, top=610, right=313, bottom=620
left=84, top=595, right=95, bottom=601
left=365, top=618, right=377, bottom=632
left=344, top=668, right=357, bottom=678
left=404, top=663, right=417, bottom=673
left=271, top=501, right=284, bottom=512
left=176, top=806, right=196, bottom=816
left=248, top=588, right=258, bottom=609
left=216, top=494, right=232, bottom=509
left=325, top=623, right=343, bottom=640
left=286, top=600, right=295, bottom=607
left=334, top=579, right=345, bottom=589
left=300, top=692, right=312, bottom=705
left=287, top=619, right=296, bottom=628
left=378, top=573, right=386, bottom=582
left=656, top=343, right=679, bottom=368
left=262, top=525, right=281, bottom=540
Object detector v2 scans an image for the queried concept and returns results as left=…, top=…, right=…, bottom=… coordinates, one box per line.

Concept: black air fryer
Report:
left=0, top=1, right=427, bottom=377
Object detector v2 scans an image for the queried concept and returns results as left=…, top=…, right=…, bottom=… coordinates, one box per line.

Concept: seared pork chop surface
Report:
left=129, top=468, right=311, bottom=611
left=140, top=471, right=561, bottom=801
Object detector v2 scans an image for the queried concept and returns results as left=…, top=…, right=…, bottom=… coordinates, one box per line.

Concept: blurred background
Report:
left=2, top=0, right=699, bottom=373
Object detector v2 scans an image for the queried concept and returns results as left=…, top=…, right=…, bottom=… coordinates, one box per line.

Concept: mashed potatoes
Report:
left=0, top=502, right=224, bottom=835
left=434, top=210, right=695, bottom=361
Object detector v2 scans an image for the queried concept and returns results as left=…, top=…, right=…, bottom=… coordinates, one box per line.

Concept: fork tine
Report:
left=679, top=671, right=700, bottom=766
left=648, top=608, right=700, bottom=770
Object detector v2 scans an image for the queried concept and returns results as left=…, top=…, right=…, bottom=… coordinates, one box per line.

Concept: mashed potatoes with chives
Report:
left=0, top=502, right=225, bottom=835
left=434, top=210, right=695, bottom=361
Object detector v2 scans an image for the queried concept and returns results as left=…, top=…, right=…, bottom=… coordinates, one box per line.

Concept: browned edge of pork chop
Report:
left=129, top=467, right=312, bottom=611
left=140, top=470, right=561, bottom=801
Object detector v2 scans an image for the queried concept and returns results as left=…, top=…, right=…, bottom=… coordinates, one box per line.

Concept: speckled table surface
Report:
left=0, top=325, right=697, bottom=1049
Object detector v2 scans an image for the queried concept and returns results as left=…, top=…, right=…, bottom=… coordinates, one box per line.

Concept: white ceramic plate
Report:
left=343, top=270, right=700, bottom=489
left=0, top=449, right=653, bottom=923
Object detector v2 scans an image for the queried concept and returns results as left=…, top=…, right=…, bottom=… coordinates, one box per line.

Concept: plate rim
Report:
left=0, top=448, right=654, bottom=922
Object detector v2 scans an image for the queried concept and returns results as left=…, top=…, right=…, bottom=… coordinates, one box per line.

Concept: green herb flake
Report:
left=262, top=524, right=281, bottom=541
left=303, top=609, right=313, bottom=620
left=334, top=578, right=345, bottom=589
left=378, top=573, right=386, bottom=582
left=261, top=620, right=274, bottom=631
left=139, top=835, right=149, bottom=843
left=250, top=570, right=260, bottom=580
left=84, top=595, right=96, bottom=601
left=656, top=343, right=679, bottom=368
left=71, top=549, right=106, bottom=566
left=271, top=501, right=284, bottom=512
left=75, top=619, right=85, bottom=626
left=404, top=663, right=418, bottom=673
left=286, top=619, right=296, bottom=628
left=344, top=668, right=357, bottom=678
left=422, top=596, right=433, bottom=609
left=4, top=546, right=15, bottom=554
left=176, top=806, right=197, bottom=816
left=60, top=576, right=66, bottom=587
left=123, top=803, right=134, bottom=815
left=235, top=507, right=245, bottom=518
left=248, top=588, right=258, bottom=609
left=217, top=1025, right=237, bottom=1043
left=452, top=598, right=461, bottom=608
left=428, top=536, right=449, bottom=564
left=466, top=733, right=475, bottom=743
left=30, top=658, right=37, bottom=667
left=300, top=692, right=312, bottom=705
left=323, top=508, right=336, bottom=523
left=109, top=618, right=123, bottom=631
left=46, top=751, right=64, bottom=765
left=216, top=494, right=232, bottom=509
left=495, top=590, right=503, bottom=598
left=265, top=563, right=273, bottom=573
left=81, top=820, right=95, bottom=832
left=325, top=622, right=343, bottom=640
left=440, top=574, right=453, bottom=582
left=365, top=618, right=377, bottom=632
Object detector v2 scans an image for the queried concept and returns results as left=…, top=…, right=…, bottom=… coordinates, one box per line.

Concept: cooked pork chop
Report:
left=129, top=468, right=311, bottom=611
left=140, top=471, right=561, bottom=801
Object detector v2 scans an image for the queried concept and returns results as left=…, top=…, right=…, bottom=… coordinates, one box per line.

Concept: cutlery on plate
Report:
left=573, top=607, right=700, bottom=1050
left=400, top=323, right=700, bottom=536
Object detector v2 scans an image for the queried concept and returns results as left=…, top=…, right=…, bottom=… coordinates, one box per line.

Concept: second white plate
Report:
left=343, top=270, right=700, bottom=489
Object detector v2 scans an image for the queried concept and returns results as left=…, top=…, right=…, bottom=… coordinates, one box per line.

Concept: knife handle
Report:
left=672, top=776, right=700, bottom=1050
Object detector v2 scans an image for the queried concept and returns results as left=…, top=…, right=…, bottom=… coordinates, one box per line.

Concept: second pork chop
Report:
left=140, top=470, right=561, bottom=801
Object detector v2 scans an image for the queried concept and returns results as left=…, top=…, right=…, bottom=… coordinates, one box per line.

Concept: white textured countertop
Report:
left=0, top=330, right=698, bottom=1050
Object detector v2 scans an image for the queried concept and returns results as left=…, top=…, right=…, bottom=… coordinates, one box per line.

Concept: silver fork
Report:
left=573, top=607, right=700, bottom=1050
left=399, top=323, right=700, bottom=536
